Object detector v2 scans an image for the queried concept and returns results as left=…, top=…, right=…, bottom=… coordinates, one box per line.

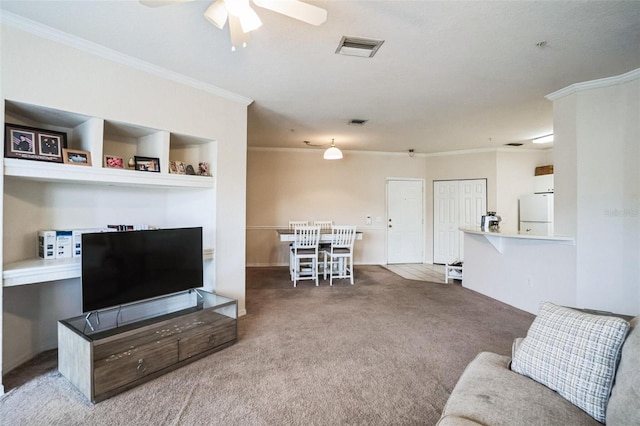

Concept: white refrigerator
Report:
left=519, top=193, right=554, bottom=235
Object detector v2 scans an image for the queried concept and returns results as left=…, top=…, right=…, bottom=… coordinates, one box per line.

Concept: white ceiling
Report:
left=1, top=1, right=639, bottom=154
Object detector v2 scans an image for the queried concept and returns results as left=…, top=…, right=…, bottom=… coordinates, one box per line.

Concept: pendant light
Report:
left=323, top=139, right=343, bottom=160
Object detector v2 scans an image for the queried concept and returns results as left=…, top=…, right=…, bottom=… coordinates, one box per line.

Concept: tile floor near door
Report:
left=384, top=263, right=452, bottom=283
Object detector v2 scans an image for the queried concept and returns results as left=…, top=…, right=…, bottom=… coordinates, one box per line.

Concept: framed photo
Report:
left=104, top=155, right=124, bottom=169
left=5, top=123, right=67, bottom=163
left=63, top=148, right=92, bottom=166
left=134, top=156, right=160, bottom=172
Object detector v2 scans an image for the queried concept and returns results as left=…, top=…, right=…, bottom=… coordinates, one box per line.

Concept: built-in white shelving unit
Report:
left=3, top=248, right=215, bottom=287
left=2, top=100, right=217, bottom=289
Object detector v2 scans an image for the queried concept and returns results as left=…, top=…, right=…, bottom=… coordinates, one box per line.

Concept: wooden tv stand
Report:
left=58, top=290, right=237, bottom=403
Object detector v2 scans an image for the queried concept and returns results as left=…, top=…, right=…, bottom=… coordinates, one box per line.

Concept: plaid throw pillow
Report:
left=511, top=302, right=629, bottom=423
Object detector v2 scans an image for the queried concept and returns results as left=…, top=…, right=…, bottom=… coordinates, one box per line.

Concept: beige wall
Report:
left=496, top=150, right=554, bottom=233
left=247, top=147, right=549, bottom=266
left=247, top=149, right=427, bottom=266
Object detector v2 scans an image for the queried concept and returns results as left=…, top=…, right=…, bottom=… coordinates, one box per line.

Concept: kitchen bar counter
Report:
left=460, top=227, right=574, bottom=242
left=460, top=228, right=574, bottom=254
left=459, top=228, right=577, bottom=315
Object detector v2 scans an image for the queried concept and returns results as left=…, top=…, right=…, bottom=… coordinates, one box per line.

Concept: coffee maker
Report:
left=481, top=212, right=501, bottom=232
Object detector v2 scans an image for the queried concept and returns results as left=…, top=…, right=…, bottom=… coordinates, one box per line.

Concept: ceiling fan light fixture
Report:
left=237, top=6, right=262, bottom=33
left=203, top=0, right=228, bottom=29
left=323, top=139, right=343, bottom=160
left=229, top=14, right=250, bottom=50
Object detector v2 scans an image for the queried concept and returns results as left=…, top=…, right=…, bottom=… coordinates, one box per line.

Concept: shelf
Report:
left=3, top=248, right=215, bottom=287
left=4, top=158, right=214, bottom=189
left=3, top=257, right=80, bottom=287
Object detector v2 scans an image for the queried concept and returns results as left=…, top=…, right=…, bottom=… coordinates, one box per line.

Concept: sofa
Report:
left=438, top=303, right=639, bottom=425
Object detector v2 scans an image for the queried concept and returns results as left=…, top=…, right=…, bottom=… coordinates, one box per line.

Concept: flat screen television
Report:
left=81, top=227, right=203, bottom=313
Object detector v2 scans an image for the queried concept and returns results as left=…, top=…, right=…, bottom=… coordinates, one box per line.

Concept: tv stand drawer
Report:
left=94, top=339, right=179, bottom=396
left=179, top=318, right=236, bottom=361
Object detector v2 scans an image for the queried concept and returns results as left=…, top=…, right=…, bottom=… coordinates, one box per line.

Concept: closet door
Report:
left=433, top=179, right=486, bottom=264
left=433, top=181, right=460, bottom=264
left=458, top=180, right=487, bottom=259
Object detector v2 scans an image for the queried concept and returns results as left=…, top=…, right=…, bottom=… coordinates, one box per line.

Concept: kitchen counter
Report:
left=459, top=228, right=577, bottom=315
left=460, top=228, right=574, bottom=253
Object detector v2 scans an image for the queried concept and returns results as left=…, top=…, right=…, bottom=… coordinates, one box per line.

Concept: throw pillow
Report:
left=511, top=302, right=630, bottom=423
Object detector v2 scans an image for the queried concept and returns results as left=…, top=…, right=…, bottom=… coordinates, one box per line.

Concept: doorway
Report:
left=386, top=179, right=424, bottom=264
left=433, top=179, right=486, bottom=264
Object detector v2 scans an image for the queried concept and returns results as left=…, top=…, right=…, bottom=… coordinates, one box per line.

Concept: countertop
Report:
left=459, top=227, right=575, bottom=243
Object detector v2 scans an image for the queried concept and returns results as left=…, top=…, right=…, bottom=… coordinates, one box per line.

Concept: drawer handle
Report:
left=137, top=359, right=147, bottom=375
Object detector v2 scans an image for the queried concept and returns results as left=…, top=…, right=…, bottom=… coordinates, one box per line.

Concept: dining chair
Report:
left=288, top=221, right=309, bottom=279
left=323, top=226, right=357, bottom=285
left=313, top=221, right=333, bottom=264
left=290, top=225, right=321, bottom=287
left=313, top=221, right=333, bottom=229
left=288, top=221, right=309, bottom=229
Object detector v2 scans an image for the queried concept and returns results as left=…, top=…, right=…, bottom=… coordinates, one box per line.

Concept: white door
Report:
left=387, top=179, right=424, bottom=264
left=458, top=180, right=487, bottom=259
left=433, top=181, right=460, bottom=264
left=433, top=179, right=486, bottom=264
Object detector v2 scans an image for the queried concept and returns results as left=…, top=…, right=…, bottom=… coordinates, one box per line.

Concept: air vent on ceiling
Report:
left=348, top=119, right=368, bottom=126
left=505, top=143, right=524, bottom=147
left=335, top=36, right=385, bottom=58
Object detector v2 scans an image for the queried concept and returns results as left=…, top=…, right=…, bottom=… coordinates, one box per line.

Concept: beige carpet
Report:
left=0, top=265, right=534, bottom=425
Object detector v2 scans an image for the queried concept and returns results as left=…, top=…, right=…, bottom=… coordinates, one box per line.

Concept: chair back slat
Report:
left=313, top=221, right=333, bottom=230
left=289, top=221, right=309, bottom=230
left=330, top=226, right=357, bottom=249
left=294, top=226, right=321, bottom=249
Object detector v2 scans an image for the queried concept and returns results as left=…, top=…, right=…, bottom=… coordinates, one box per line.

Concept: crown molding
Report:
left=247, top=146, right=548, bottom=157
left=546, top=68, right=640, bottom=101
left=0, top=11, right=254, bottom=106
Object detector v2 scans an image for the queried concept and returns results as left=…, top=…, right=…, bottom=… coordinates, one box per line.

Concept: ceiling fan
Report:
left=140, top=0, right=328, bottom=50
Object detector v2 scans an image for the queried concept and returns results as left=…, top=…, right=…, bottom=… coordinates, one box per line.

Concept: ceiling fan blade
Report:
left=139, top=0, right=194, bottom=7
left=204, top=0, right=229, bottom=29
left=252, top=0, right=327, bottom=26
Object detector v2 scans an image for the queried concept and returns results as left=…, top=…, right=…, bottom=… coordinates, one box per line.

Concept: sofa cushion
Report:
left=438, top=352, right=601, bottom=426
left=607, top=316, right=640, bottom=424
left=511, top=302, right=629, bottom=423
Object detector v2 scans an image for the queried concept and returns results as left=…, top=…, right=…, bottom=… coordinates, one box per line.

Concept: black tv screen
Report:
left=81, top=227, right=203, bottom=313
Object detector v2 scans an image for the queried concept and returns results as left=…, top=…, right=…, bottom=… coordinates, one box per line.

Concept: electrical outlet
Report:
left=527, top=278, right=533, bottom=288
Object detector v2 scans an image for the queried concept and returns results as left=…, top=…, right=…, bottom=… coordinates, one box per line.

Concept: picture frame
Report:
left=63, top=148, right=92, bottom=166
left=5, top=123, right=67, bottom=163
left=134, top=156, right=160, bottom=172
left=104, top=155, right=124, bottom=169
left=169, top=160, right=179, bottom=174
